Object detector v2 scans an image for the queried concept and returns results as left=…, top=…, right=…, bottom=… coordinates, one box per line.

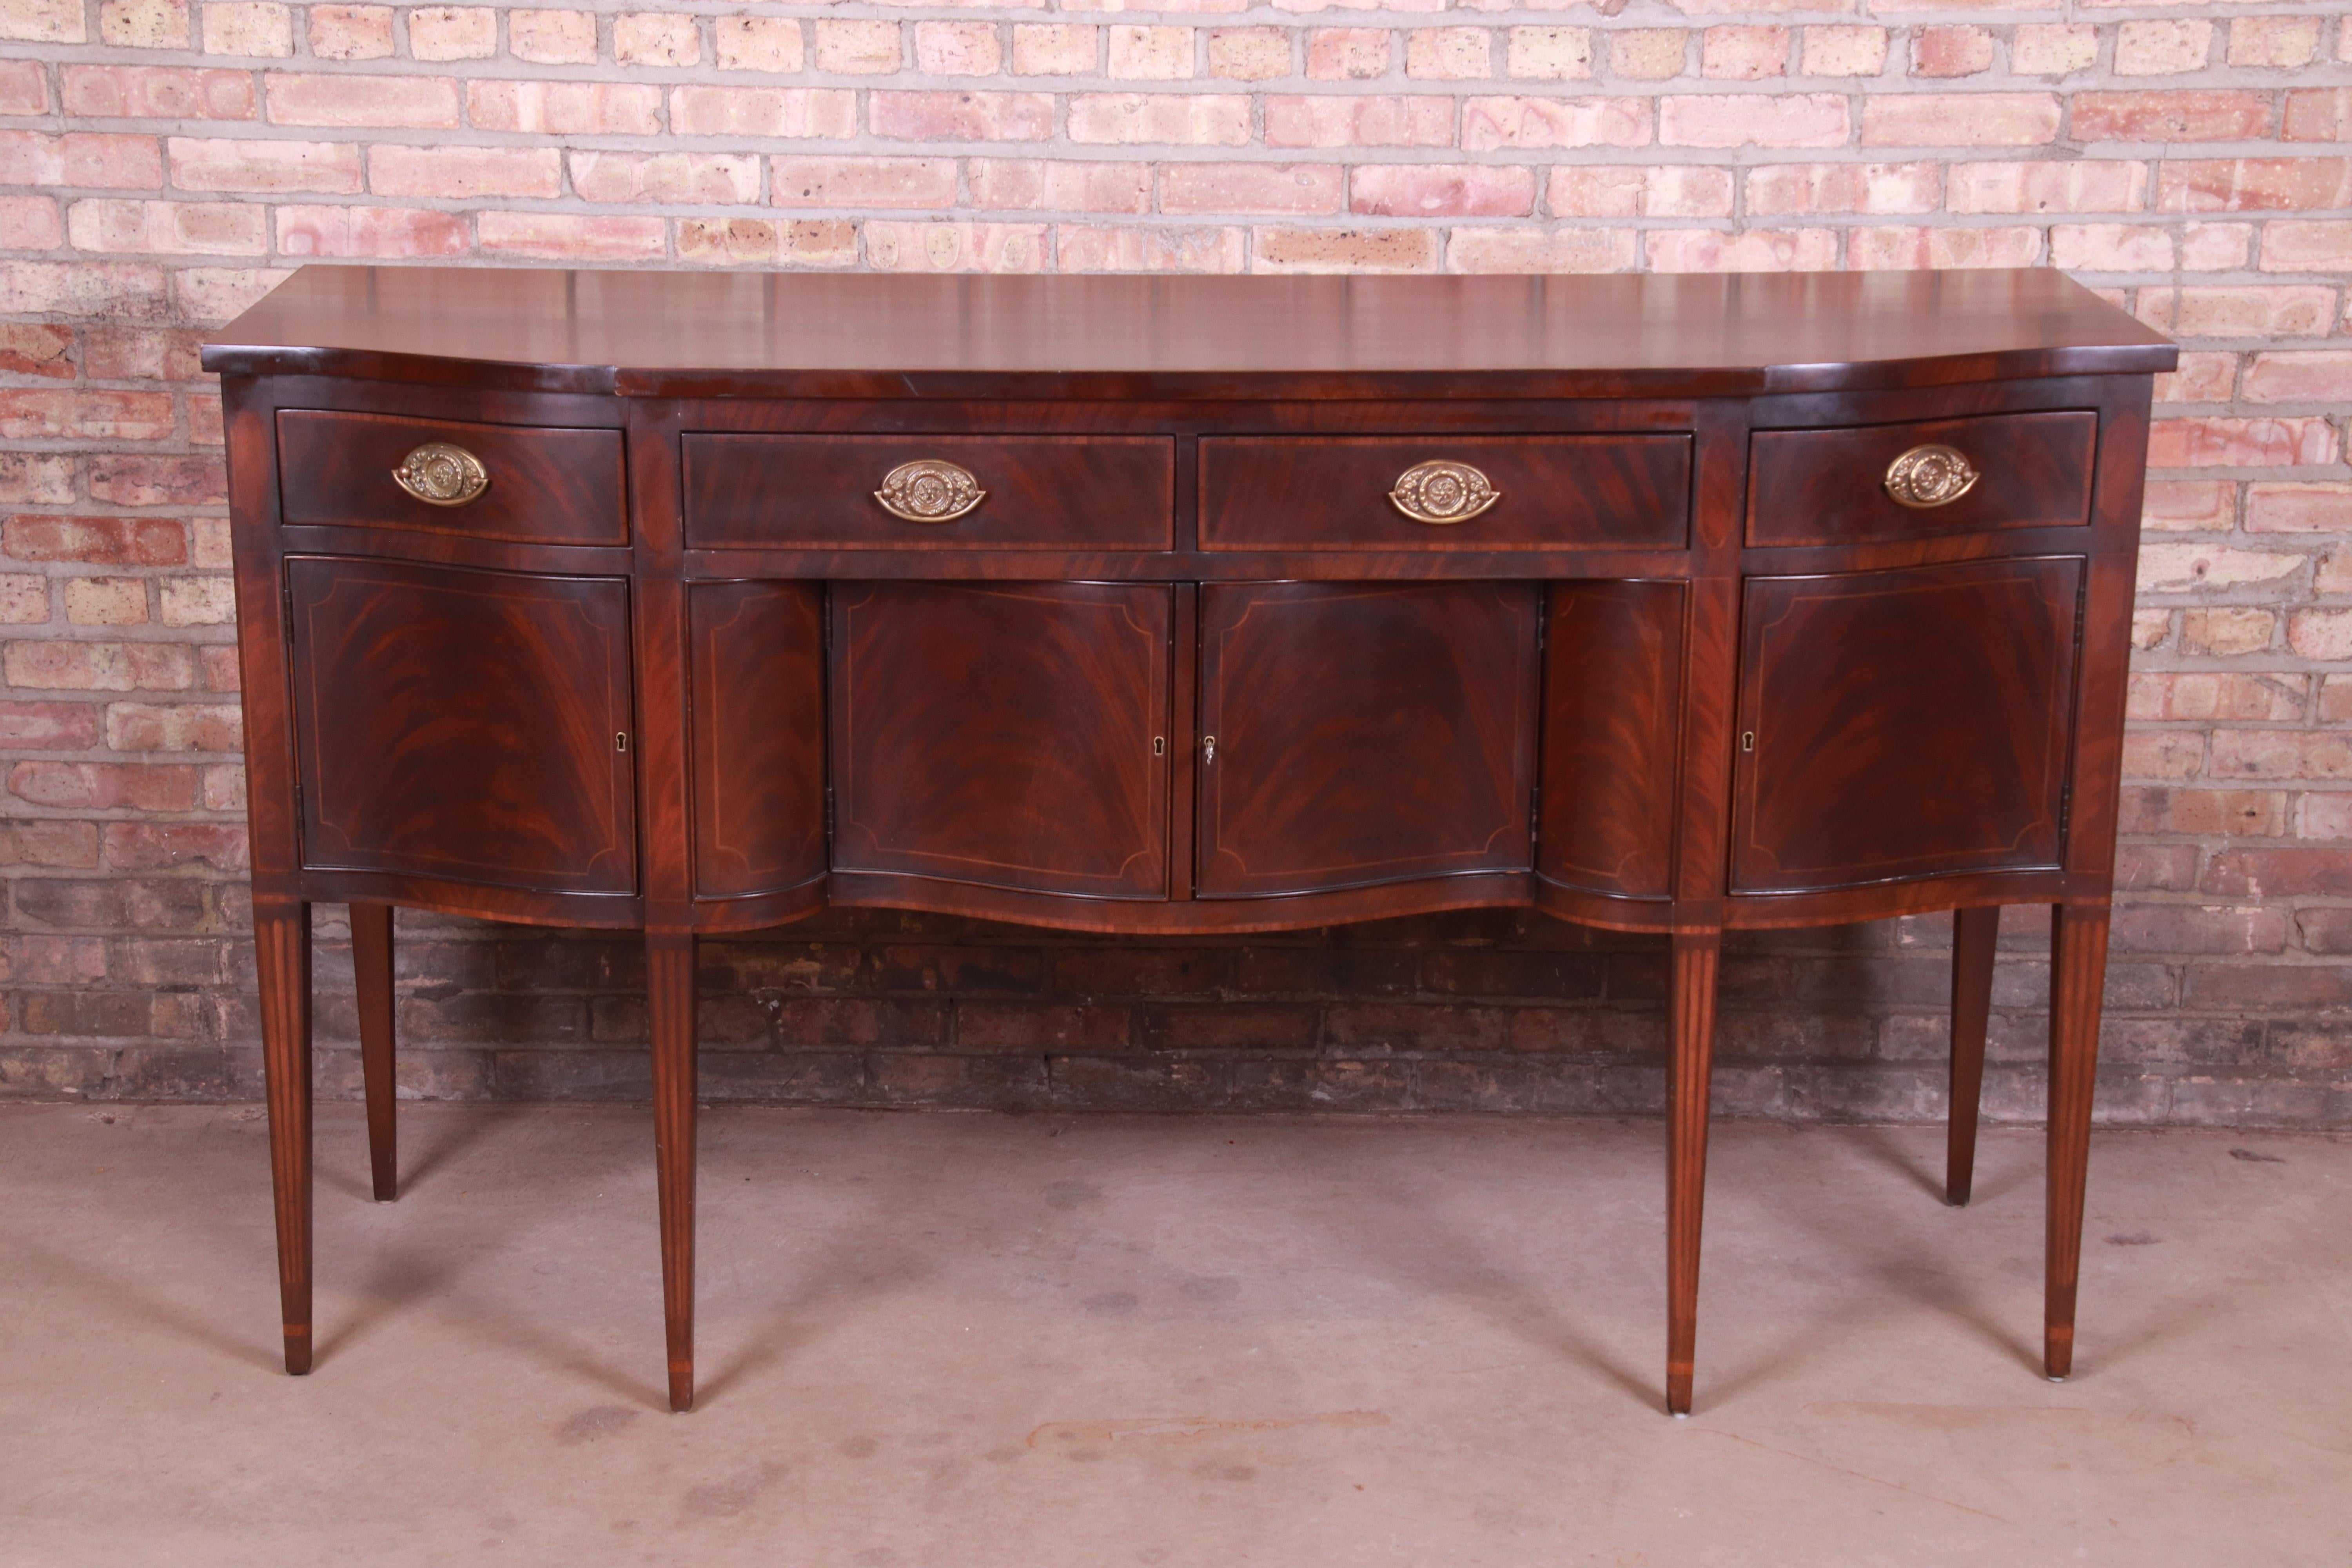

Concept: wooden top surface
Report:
left=202, top=265, right=2175, bottom=400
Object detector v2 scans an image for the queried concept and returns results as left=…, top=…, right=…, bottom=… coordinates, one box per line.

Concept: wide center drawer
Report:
left=682, top=434, right=1174, bottom=549
left=1199, top=435, right=1692, bottom=551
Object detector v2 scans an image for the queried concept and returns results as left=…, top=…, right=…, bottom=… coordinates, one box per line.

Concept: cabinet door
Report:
left=831, top=581, right=1172, bottom=899
left=1732, top=557, right=2081, bottom=894
left=689, top=580, right=826, bottom=898
left=1198, top=582, right=1539, bottom=898
left=287, top=557, right=636, bottom=894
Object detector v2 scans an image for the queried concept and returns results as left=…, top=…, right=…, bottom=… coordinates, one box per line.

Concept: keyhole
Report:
left=1203, top=735, right=1217, bottom=764
left=1152, top=736, right=1165, bottom=757
left=616, top=732, right=629, bottom=753
left=1741, top=731, right=1755, bottom=753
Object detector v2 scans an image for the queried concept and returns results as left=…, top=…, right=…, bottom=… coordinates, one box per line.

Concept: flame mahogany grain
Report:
left=276, top=409, right=625, bottom=545
left=1746, top=409, right=2098, bottom=548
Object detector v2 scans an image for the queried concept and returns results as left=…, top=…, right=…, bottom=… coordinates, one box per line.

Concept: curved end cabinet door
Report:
left=689, top=581, right=827, bottom=899
left=1198, top=581, right=1539, bottom=898
left=287, top=557, right=637, bottom=895
left=1731, top=557, right=2083, bottom=895
left=830, top=581, right=1172, bottom=900
left=1539, top=580, right=1684, bottom=902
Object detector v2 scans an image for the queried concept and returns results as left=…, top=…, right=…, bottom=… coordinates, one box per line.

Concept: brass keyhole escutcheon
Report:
left=1388, top=459, right=1501, bottom=525
left=875, top=459, right=986, bottom=522
left=391, top=442, right=490, bottom=507
left=1883, top=444, right=1978, bottom=510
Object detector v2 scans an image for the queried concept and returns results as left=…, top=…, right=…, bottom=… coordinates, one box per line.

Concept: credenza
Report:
left=201, top=266, right=2176, bottom=1415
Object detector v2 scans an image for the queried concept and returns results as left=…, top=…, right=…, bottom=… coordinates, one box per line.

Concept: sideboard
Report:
left=201, top=266, right=2176, bottom=1415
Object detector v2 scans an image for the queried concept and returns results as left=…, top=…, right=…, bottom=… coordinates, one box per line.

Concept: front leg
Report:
left=648, top=930, right=699, bottom=1412
left=256, top=899, right=314, bottom=1374
left=2044, top=902, right=2109, bottom=1381
left=1945, top=904, right=1999, bottom=1207
left=351, top=902, right=397, bottom=1202
left=1666, top=927, right=1722, bottom=1416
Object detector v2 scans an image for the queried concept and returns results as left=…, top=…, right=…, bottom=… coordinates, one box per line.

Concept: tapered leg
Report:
left=1665, top=929, right=1721, bottom=1417
left=256, top=900, right=314, bottom=1375
left=1945, top=904, right=2000, bottom=1207
left=351, top=902, right=397, bottom=1203
left=2044, top=903, right=2107, bottom=1381
left=648, top=931, right=698, bottom=1413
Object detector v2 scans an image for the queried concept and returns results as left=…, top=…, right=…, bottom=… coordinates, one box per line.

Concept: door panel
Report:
left=1732, top=557, right=2081, bottom=894
left=689, top=580, right=826, bottom=898
left=831, top=581, right=1172, bottom=898
left=1539, top=580, right=1684, bottom=900
left=287, top=557, right=635, bottom=894
left=1198, top=582, right=1539, bottom=898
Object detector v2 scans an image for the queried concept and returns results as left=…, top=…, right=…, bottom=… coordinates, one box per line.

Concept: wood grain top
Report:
left=201, top=265, right=2176, bottom=399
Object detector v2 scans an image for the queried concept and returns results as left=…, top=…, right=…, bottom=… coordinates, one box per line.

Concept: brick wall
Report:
left=0, top=0, right=2348, bottom=1125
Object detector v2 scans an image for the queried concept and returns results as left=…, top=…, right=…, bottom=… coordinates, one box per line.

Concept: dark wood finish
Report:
left=287, top=558, right=637, bottom=896
left=688, top=581, right=827, bottom=899
left=206, top=268, right=2173, bottom=1420
left=683, top=434, right=1173, bottom=550
left=1747, top=409, right=2097, bottom=547
left=1199, top=436, right=1690, bottom=551
left=1538, top=581, right=1684, bottom=903
left=831, top=581, right=1172, bottom=899
left=276, top=409, right=625, bottom=545
left=351, top=901, right=397, bottom=1203
left=1731, top=557, right=2082, bottom=895
left=1945, top=904, right=1998, bottom=1207
left=1196, top=582, right=1538, bottom=897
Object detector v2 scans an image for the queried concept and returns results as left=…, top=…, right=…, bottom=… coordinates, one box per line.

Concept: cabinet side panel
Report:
left=689, top=581, right=827, bottom=899
left=1539, top=580, right=1684, bottom=901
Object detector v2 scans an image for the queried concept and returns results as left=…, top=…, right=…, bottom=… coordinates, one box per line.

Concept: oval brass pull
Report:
left=1884, top=444, right=1978, bottom=510
left=390, top=442, right=490, bottom=507
left=1388, top=460, right=1500, bottom=525
left=875, top=459, right=985, bottom=523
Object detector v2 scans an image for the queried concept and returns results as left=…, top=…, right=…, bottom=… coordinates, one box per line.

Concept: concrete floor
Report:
left=0, top=1107, right=2346, bottom=1568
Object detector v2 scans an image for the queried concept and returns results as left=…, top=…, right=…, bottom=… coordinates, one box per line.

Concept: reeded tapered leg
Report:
left=648, top=930, right=698, bottom=1413
left=1945, top=904, right=1999, bottom=1207
left=256, top=900, right=314, bottom=1375
left=1665, top=929, right=1721, bottom=1417
left=351, top=902, right=397, bottom=1203
left=2044, top=902, right=2107, bottom=1381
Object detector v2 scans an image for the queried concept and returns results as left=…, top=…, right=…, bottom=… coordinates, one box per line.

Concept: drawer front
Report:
left=682, top=434, right=1174, bottom=550
left=1747, top=410, right=2097, bottom=548
left=1199, top=435, right=1691, bottom=551
left=277, top=410, right=626, bottom=545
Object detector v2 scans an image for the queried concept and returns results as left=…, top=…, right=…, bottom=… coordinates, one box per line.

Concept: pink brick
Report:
left=0, top=132, right=163, bottom=189
left=2012, top=24, right=2097, bottom=77
left=1447, top=227, right=1636, bottom=274
left=2051, top=223, right=2176, bottom=271
left=2115, top=19, right=2212, bottom=77
left=2248, top=483, right=2352, bottom=534
left=0, top=321, right=73, bottom=377
left=201, top=2, right=292, bottom=56
left=7, top=761, right=198, bottom=811
left=0, top=262, right=169, bottom=319
left=1163, top=162, right=1343, bottom=216
left=2260, top=221, right=2352, bottom=273
left=1659, top=93, right=1845, bottom=149
left=1547, top=165, right=1732, bottom=219
left=102, top=821, right=246, bottom=870
left=1207, top=27, right=1288, bottom=81
left=368, top=144, right=559, bottom=200
left=615, top=13, right=699, bottom=67
left=571, top=152, right=760, bottom=206
left=2157, top=159, right=2352, bottom=215
left=1648, top=229, right=1841, bottom=275
left=274, top=204, right=468, bottom=258
left=0, top=454, right=75, bottom=504
left=62, top=66, right=255, bottom=120
left=2151, top=351, right=2237, bottom=404
left=2147, top=416, right=2339, bottom=468
left=1746, top=162, right=1938, bottom=215
left=1506, top=26, right=1591, bottom=80
left=769, top=156, right=958, bottom=210
left=1863, top=93, right=2059, bottom=147
left=813, top=20, right=900, bottom=74
left=6, top=639, right=194, bottom=690
left=715, top=16, right=802, bottom=74
left=166, top=136, right=359, bottom=194
left=2285, top=90, right=2352, bottom=143
left=67, top=198, right=264, bottom=256
left=408, top=6, right=494, bottom=61
left=3, top=515, right=184, bottom=564
left=0, top=0, right=83, bottom=42
left=477, top=212, right=666, bottom=261
left=2074, top=92, right=2274, bottom=144
left=1946, top=160, right=2147, bottom=215
left=865, top=221, right=1046, bottom=273
left=1702, top=25, right=1787, bottom=80
left=466, top=80, right=662, bottom=136
left=103, top=702, right=241, bottom=752
left=1265, top=96, right=1455, bottom=149
left=2229, top=15, right=2322, bottom=69
left=0, top=390, right=174, bottom=441
left=171, top=267, right=287, bottom=326
left=265, top=73, right=458, bottom=129
left=1463, top=96, right=1651, bottom=150
left=2139, top=286, right=2337, bottom=339
left=0, top=60, right=46, bottom=113
left=1909, top=25, right=1991, bottom=78
left=80, top=323, right=199, bottom=380
left=1800, top=25, right=1885, bottom=77
left=1069, top=93, right=1250, bottom=146
left=309, top=4, right=392, bottom=60
left=2140, top=480, right=2236, bottom=532
left=672, top=86, right=858, bottom=139
left=1308, top=28, right=1389, bottom=80
left=1056, top=225, right=1245, bottom=274
left=967, top=159, right=1151, bottom=214
left=1351, top=163, right=1534, bottom=218
left=1610, top=29, right=1687, bottom=80
left=101, top=0, right=190, bottom=49
left=2243, top=352, right=2352, bottom=406
left=1847, top=224, right=2042, bottom=269
left=1252, top=227, right=1440, bottom=276
left=916, top=21, right=1002, bottom=76
left=676, top=218, right=855, bottom=269
left=870, top=90, right=1053, bottom=142
left=86, top=454, right=222, bottom=508
left=1406, top=27, right=1491, bottom=80
left=1012, top=24, right=1096, bottom=76
left=508, top=8, right=597, bottom=65
left=1110, top=25, right=1194, bottom=80
left=0, top=702, right=102, bottom=750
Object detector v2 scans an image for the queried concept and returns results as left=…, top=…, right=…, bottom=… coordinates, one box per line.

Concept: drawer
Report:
left=276, top=410, right=626, bottom=545
left=1746, top=410, right=2096, bottom=548
left=1199, top=436, right=1691, bottom=551
left=682, top=434, right=1174, bottom=550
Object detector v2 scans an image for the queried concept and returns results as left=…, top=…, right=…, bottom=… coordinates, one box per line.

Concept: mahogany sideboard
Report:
left=201, top=265, right=2176, bottom=1415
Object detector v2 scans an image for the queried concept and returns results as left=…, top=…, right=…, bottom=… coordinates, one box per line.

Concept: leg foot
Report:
left=1666, top=929, right=1720, bottom=1418
left=352, top=902, right=397, bottom=1203
left=257, top=900, right=314, bottom=1376
left=1946, top=905, right=1998, bottom=1207
left=648, top=931, right=698, bottom=1413
left=2044, top=903, right=2107, bottom=1382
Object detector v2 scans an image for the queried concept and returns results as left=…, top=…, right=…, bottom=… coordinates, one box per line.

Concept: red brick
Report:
left=265, top=73, right=459, bottom=129
left=869, top=90, right=1051, bottom=142
left=2243, top=352, right=2352, bottom=405
left=1163, top=162, right=1344, bottom=216
left=368, top=145, right=562, bottom=201
left=916, top=21, right=1002, bottom=78
left=2285, top=89, right=2352, bottom=143
left=1546, top=167, right=1730, bottom=220
left=0, top=131, right=163, bottom=189
left=466, top=80, right=662, bottom=136
left=1251, top=226, right=1440, bottom=274
left=2127, top=671, right=2303, bottom=723
left=4, top=515, right=185, bottom=565
left=1447, top=227, right=1637, bottom=273
left=1702, top=25, right=1788, bottom=80
left=1910, top=25, right=1992, bottom=78
left=2117, top=787, right=2284, bottom=838
left=1265, top=96, right=1455, bottom=149
left=102, top=821, right=247, bottom=871
left=967, top=160, right=1151, bottom=214
left=103, top=701, right=241, bottom=752
left=1465, top=96, right=1652, bottom=150
left=0, top=0, right=84, bottom=42
left=675, top=218, right=856, bottom=269
left=2248, top=482, right=2352, bottom=534
left=2154, top=352, right=2236, bottom=405
left=507, top=7, right=596, bottom=65
left=864, top=221, right=1045, bottom=273
left=1068, top=94, right=1250, bottom=146
left=0, top=323, right=72, bottom=379
left=1661, top=93, right=1844, bottom=148
left=4, top=639, right=195, bottom=691
left=2073, top=91, right=2274, bottom=144
left=0, top=59, right=46, bottom=113
left=1746, top=162, right=1938, bottom=215
left=2148, top=416, right=2338, bottom=468
left=0, top=455, right=74, bottom=505
left=2109, top=903, right=2287, bottom=956
left=0, top=820, right=100, bottom=869
left=0, top=699, right=102, bottom=748
left=1945, top=160, right=2145, bottom=214
left=275, top=205, right=468, bottom=259
left=0, top=263, right=170, bottom=320
left=409, top=6, right=495, bottom=62
left=614, top=12, right=698, bottom=67
left=1648, top=228, right=1838, bottom=272
left=0, top=196, right=59, bottom=250
left=0, top=390, right=174, bottom=441
left=571, top=152, right=760, bottom=207
left=769, top=156, right=958, bottom=211
left=2138, top=285, right=2336, bottom=339
left=62, top=66, right=255, bottom=120
left=477, top=212, right=667, bottom=261
left=2206, top=850, right=2352, bottom=900
left=309, top=3, right=392, bottom=60
left=166, top=136, right=360, bottom=194
left=1350, top=163, right=1535, bottom=218
left=2259, top=221, right=2352, bottom=273
left=1111, top=25, right=1196, bottom=81
left=68, top=198, right=264, bottom=256
left=2157, top=158, right=2352, bottom=214
left=1056, top=225, right=1245, bottom=274
left=2051, top=223, right=2176, bottom=271
left=1862, top=93, right=2060, bottom=147
left=1307, top=27, right=1389, bottom=80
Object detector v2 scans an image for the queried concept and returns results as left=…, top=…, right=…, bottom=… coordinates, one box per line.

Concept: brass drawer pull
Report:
left=1883, top=444, right=1978, bottom=510
left=875, top=459, right=985, bottom=523
left=390, top=442, right=490, bottom=507
left=1388, top=459, right=1499, bottom=525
